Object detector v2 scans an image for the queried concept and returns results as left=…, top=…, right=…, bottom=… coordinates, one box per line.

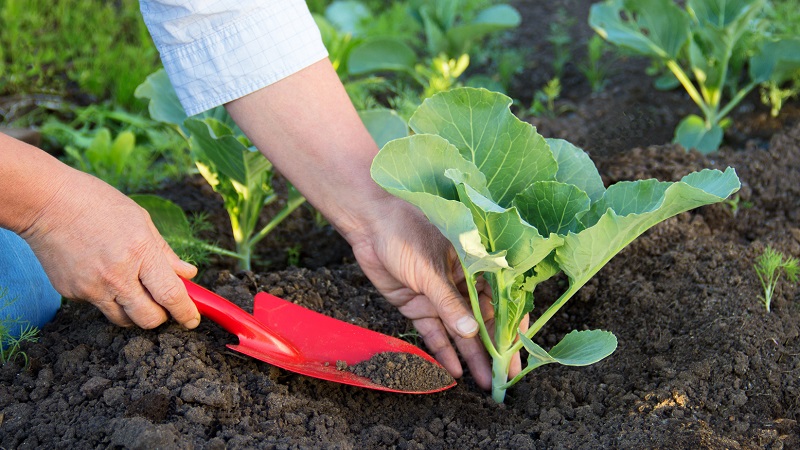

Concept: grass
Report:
left=0, top=0, right=161, bottom=110
left=0, top=287, right=40, bottom=366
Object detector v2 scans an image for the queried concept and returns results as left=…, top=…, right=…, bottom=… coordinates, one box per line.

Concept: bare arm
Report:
left=225, top=58, right=510, bottom=388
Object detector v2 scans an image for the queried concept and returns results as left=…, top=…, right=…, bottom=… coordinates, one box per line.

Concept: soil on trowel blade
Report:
left=341, top=352, right=455, bottom=392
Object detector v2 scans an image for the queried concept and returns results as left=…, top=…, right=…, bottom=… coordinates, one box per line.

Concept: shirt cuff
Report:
left=143, top=1, right=329, bottom=116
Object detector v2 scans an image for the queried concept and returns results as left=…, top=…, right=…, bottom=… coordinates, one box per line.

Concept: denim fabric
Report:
left=0, top=228, right=61, bottom=338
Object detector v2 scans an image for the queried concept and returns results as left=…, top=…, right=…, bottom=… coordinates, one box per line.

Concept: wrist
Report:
left=0, top=135, right=73, bottom=235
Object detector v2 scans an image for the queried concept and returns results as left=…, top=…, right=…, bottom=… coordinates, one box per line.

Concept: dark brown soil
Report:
left=2, top=1, right=800, bottom=448
left=344, top=352, right=455, bottom=392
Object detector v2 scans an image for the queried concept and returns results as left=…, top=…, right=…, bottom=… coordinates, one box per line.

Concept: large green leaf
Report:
left=688, top=0, right=761, bottom=30
left=589, top=0, right=690, bottom=60
left=371, top=134, right=509, bottom=274
left=357, top=109, right=409, bottom=149
left=515, top=181, right=591, bottom=235
left=409, top=88, right=557, bottom=206
left=750, top=39, right=800, bottom=84
left=348, top=38, right=417, bottom=76
left=546, top=138, right=606, bottom=202
left=450, top=174, right=562, bottom=276
left=673, top=114, right=724, bottom=154
left=134, top=69, right=186, bottom=128
left=557, top=167, right=740, bottom=285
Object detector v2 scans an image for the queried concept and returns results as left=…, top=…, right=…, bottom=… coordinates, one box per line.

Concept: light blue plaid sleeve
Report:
left=140, top=0, right=329, bottom=116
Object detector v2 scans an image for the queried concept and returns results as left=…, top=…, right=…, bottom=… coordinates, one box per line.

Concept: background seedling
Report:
left=754, top=246, right=799, bottom=312
left=579, top=35, right=613, bottom=93
left=590, top=0, right=800, bottom=153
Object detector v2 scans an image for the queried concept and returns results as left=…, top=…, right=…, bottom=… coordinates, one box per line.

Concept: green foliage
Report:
left=0, top=0, right=161, bottom=109
left=547, top=7, right=575, bottom=79
left=0, top=288, right=40, bottom=366
left=590, top=0, right=800, bottom=153
left=130, top=194, right=239, bottom=267
left=410, top=0, right=521, bottom=57
left=417, top=54, right=471, bottom=99
left=371, top=87, right=741, bottom=402
left=313, top=0, right=523, bottom=122
left=41, top=104, right=192, bottom=193
left=136, top=71, right=307, bottom=271
left=580, top=35, right=613, bottom=93
left=754, top=246, right=799, bottom=312
left=528, top=77, right=563, bottom=117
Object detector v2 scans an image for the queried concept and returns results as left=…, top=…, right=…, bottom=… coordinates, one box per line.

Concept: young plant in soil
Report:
left=371, top=87, right=741, bottom=402
left=590, top=0, right=800, bottom=153
left=754, top=246, right=799, bottom=312
left=129, top=194, right=241, bottom=267
left=0, top=288, right=39, bottom=366
left=135, top=70, right=306, bottom=271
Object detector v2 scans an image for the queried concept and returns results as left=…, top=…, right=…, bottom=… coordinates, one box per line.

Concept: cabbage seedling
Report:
left=371, top=87, right=741, bottom=402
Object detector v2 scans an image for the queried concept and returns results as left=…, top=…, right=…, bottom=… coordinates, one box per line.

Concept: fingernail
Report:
left=456, top=316, right=478, bottom=335
left=184, top=317, right=201, bottom=329
left=180, top=260, right=196, bottom=271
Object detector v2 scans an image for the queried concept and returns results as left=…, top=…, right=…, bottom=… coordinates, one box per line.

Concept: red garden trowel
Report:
left=182, top=279, right=456, bottom=394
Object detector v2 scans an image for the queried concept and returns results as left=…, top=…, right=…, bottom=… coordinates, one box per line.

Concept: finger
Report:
left=114, top=281, right=170, bottom=329
left=454, top=334, right=492, bottom=390
left=425, top=278, right=479, bottom=339
left=146, top=218, right=197, bottom=279
left=92, top=298, right=135, bottom=328
left=412, top=317, right=464, bottom=379
left=139, top=252, right=200, bottom=329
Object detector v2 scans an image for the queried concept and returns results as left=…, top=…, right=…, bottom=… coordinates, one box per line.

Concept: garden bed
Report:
left=2, top=1, right=799, bottom=448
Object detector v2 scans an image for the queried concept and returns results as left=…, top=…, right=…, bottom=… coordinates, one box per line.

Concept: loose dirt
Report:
left=344, top=352, right=455, bottom=392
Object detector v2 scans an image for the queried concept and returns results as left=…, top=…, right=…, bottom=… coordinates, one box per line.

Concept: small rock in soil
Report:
left=343, top=352, right=454, bottom=392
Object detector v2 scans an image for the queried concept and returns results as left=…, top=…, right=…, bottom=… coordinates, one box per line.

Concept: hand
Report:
left=223, top=59, right=524, bottom=388
left=19, top=167, right=201, bottom=329
left=346, top=199, right=525, bottom=390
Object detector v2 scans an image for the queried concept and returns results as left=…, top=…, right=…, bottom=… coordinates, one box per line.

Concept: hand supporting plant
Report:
left=371, top=87, right=741, bottom=402
left=223, top=59, right=493, bottom=384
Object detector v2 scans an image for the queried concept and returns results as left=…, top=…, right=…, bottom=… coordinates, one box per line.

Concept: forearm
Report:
left=0, top=133, right=72, bottom=235
left=225, top=58, right=396, bottom=242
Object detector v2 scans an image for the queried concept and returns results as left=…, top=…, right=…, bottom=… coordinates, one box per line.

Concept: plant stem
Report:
left=248, top=195, right=306, bottom=248
left=665, top=59, right=714, bottom=121
left=462, top=270, right=499, bottom=360
left=491, top=353, right=513, bottom=403
left=715, top=81, right=757, bottom=124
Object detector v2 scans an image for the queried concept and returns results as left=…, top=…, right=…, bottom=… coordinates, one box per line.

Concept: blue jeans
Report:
left=0, top=228, right=61, bottom=339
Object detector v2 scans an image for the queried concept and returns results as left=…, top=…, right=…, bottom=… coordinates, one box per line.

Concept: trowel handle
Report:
left=181, top=279, right=300, bottom=359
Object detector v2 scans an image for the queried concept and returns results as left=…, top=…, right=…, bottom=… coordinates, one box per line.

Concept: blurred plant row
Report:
left=1, top=0, right=799, bottom=271
left=0, top=0, right=525, bottom=271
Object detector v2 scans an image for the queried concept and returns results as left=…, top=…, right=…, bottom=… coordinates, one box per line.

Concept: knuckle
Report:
left=155, top=281, right=185, bottom=308
left=138, top=312, right=167, bottom=330
left=421, top=328, right=452, bottom=355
